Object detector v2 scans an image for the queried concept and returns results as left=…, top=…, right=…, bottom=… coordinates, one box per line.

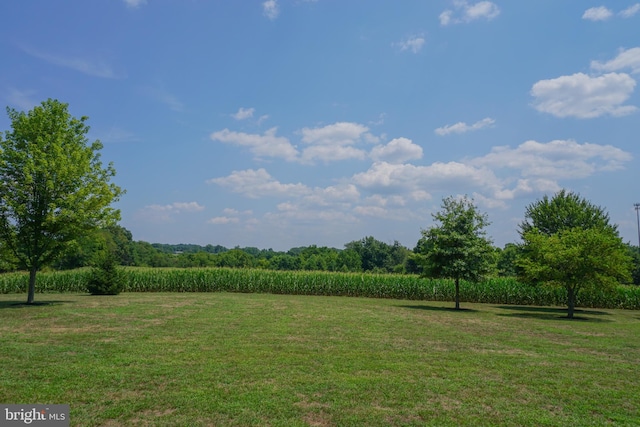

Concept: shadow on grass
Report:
left=495, top=306, right=613, bottom=322
left=398, top=305, right=479, bottom=313
left=0, top=300, right=72, bottom=309
left=495, top=305, right=610, bottom=316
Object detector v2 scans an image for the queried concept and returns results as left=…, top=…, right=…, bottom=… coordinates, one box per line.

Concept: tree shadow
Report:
left=495, top=305, right=610, bottom=316
left=398, top=304, right=479, bottom=313
left=0, top=300, right=72, bottom=309
left=494, top=305, right=613, bottom=322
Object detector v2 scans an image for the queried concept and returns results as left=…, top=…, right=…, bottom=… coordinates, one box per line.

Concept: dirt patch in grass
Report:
left=302, top=410, right=333, bottom=427
left=129, top=408, right=177, bottom=425
left=295, top=393, right=331, bottom=410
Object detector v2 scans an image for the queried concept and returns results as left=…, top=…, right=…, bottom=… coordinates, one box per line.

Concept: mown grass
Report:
left=1, top=267, right=640, bottom=309
left=0, top=292, right=638, bottom=426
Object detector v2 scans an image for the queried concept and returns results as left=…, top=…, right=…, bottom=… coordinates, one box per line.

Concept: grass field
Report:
left=0, top=292, right=639, bottom=426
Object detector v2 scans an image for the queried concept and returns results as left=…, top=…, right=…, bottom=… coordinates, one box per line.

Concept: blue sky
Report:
left=1, top=1, right=639, bottom=251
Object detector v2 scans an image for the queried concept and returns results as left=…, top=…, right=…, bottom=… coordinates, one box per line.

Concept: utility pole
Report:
left=635, top=203, right=640, bottom=250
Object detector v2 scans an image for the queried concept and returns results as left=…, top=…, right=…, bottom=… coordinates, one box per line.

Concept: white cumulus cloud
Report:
left=351, top=139, right=632, bottom=207
left=135, top=202, right=204, bottom=223
left=208, top=208, right=253, bottom=225
left=435, top=117, right=495, bottom=136
left=591, top=47, right=640, bottom=74
left=170, top=202, right=205, bottom=212
left=232, top=107, right=255, bottom=120
left=210, top=128, right=299, bottom=161
left=209, top=136, right=633, bottom=230
left=582, top=6, right=613, bottom=21
left=530, top=72, right=637, bottom=118
left=583, top=4, right=640, bottom=20
left=370, top=138, right=423, bottom=164
left=471, top=139, right=633, bottom=180
left=208, top=168, right=309, bottom=199
left=440, top=1, right=500, bottom=26
left=395, top=35, right=426, bottom=53
left=299, top=122, right=376, bottom=163
left=208, top=217, right=240, bottom=225
left=620, top=3, right=640, bottom=18
left=352, top=161, right=501, bottom=199
left=123, top=0, right=146, bottom=8
left=301, top=145, right=368, bottom=163
left=301, top=122, right=370, bottom=145
left=263, top=0, right=279, bottom=20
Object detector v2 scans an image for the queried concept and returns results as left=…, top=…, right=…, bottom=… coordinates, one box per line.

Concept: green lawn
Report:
left=0, top=293, right=638, bottom=426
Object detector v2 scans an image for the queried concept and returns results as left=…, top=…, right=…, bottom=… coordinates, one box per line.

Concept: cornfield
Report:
left=1, top=267, right=639, bottom=309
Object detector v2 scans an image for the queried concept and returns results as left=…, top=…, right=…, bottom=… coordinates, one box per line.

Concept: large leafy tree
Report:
left=0, top=99, right=123, bottom=303
left=518, top=227, right=631, bottom=318
left=517, top=191, right=631, bottom=318
left=519, top=189, right=616, bottom=237
left=419, top=196, right=494, bottom=310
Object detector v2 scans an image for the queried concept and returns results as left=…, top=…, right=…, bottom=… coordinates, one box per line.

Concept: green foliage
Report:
left=496, top=243, right=522, bottom=277
left=53, top=225, right=135, bottom=270
left=268, top=254, right=301, bottom=271
left=103, top=225, right=135, bottom=266
left=152, top=242, right=227, bottom=254
left=626, top=244, right=640, bottom=285
left=419, top=196, right=494, bottom=309
left=336, top=248, right=362, bottom=272
left=0, top=99, right=123, bottom=303
left=214, top=249, right=255, bottom=268
left=517, top=191, right=631, bottom=318
left=54, top=229, right=108, bottom=270
left=0, top=240, right=18, bottom=272
left=519, top=189, right=617, bottom=237
left=87, top=253, right=125, bottom=295
left=518, top=227, right=632, bottom=318
left=404, top=252, right=425, bottom=275
left=344, top=236, right=409, bottom=273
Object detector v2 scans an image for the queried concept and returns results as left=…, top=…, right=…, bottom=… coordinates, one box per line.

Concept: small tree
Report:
left=518, top=227, right=631, bottom=318
left=419, top=196, right=494, bottom=310
left=87, top=252, right=126, bottom=295
left=0, top=99, right=123, bottom=303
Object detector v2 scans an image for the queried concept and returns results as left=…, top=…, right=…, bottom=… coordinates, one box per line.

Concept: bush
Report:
left=87, top=254, right=125, bottom=295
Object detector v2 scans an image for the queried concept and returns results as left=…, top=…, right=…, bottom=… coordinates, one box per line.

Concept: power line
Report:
left=635, top=203, right=640, bottom=250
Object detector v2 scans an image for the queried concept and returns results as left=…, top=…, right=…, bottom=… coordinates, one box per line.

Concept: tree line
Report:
left=33, top=228, right=417, bottom=274
left=2, top=220, right=638, bottom=289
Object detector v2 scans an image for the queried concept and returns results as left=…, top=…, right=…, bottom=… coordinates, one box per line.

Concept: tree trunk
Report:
left=455, top=277, right=460, bottom=310
left=567, top=286, right=575, bottom=319
left=27, top=265, right=37, bottom=304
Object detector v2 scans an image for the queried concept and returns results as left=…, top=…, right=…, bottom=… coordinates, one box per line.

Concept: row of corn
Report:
left=0, top=267, right=638, bottom=309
